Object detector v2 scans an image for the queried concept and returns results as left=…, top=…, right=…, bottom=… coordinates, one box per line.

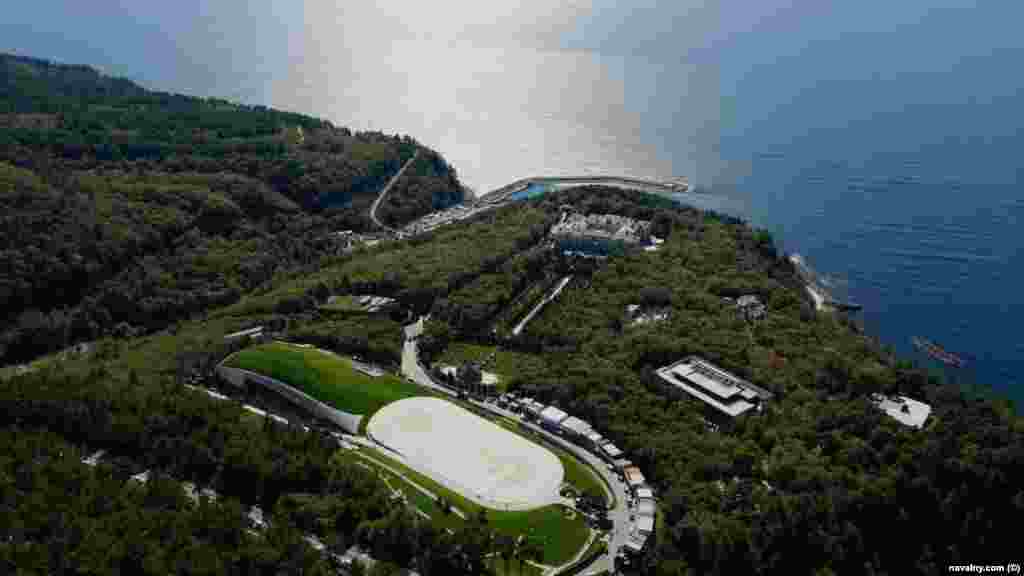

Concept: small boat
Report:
left=912, top=337, right=967, bottom=368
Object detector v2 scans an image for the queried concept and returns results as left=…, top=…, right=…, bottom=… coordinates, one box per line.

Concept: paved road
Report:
left=370, top=150, right=420, bottom=231
left=512, top=275, right=572, bottom=336
left=399, top=173, right=692, bottom=238
left=401, top=319, right=458, bottom=399
left=399, top=317, right=631, bottom=574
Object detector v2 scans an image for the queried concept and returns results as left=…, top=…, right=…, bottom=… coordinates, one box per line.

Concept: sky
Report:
left=1, top=0, right=302, bottom=103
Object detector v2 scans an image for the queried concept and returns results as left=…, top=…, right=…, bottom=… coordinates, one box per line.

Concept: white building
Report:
left=539, top=406, right=570, bottom=431
left=655, top=357, right=772, bottom=420
left=637, top=499, right=656, bottom=518
left=636, top=515, right=655, bottom=537
left=601, top=442, right=624, bottom=460
left=585, top=431, right=606, bottom=450
left=521, top=399, right=546, bottom=417
left=613, top=458, right=633, bottom=473
left=560, top=416, right=593, bottom=439
left=871, top=394, right=931, bottom=428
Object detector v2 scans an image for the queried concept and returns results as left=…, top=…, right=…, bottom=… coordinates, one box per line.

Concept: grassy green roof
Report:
left=224, top=341, right=423, bottom=417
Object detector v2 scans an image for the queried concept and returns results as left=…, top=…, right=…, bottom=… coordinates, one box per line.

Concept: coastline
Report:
left=788, top=254, right=834, bottom=312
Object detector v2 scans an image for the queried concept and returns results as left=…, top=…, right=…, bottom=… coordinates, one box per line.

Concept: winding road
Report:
left=370, top=150, right=420, bottom=231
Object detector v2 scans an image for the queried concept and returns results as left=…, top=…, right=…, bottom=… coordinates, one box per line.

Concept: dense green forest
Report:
left=2, top=53, right=1022, bottom=576
left=418, top=188, right=1023, bottom=575
left=0, top=53, right=464, bottom=367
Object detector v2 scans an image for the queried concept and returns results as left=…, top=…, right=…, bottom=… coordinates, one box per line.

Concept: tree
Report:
left=457, top=363, right=482, bottom=390
left=638, top=286, right=672, bottom=308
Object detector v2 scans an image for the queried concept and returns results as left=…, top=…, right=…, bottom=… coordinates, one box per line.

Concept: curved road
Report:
left=400, top=317, right=630, bottom=575
left=370, top=150, right=420, bottom=231
left=401, top=172, right=691, bottom=238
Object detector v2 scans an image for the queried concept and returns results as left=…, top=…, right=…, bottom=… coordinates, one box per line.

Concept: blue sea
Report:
left=4, top=1, right=1022, bottom=405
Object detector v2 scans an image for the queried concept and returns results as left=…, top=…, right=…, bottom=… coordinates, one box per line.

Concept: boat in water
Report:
left=912, top=337, right=967, bottom=368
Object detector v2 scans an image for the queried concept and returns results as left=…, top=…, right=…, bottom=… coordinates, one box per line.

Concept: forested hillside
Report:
left=0, top=53, right=464, bottom=367
left=2, top=52, right=1021, bottom=576
left=416, top=187, right=1024, bottom=575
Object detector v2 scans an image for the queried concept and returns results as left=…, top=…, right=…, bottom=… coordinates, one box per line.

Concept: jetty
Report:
left=401, top=174, right=693, bottom=237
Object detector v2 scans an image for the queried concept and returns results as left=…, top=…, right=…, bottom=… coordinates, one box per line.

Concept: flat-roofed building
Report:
left=601, top=442, right=624, bottom=461
left=560, top=416, right=593, bottom=439
left=624, top=466, right=646, bottom=490
left=624, top=536, right=647, bottom=555
left=871, top=394, right=931, bottom=428
left=521, top=399, right=545, bottom=418
left=550, top=211, right=651, bottom=256
left=585, top=431, right=605, bottom=451
left=635, top=486, right=654, bottom=501
left=655, top=357, right=772, bottom=423
left=636, top=515, right=654, bottom=537
left=539, top=406, right=570, bottom=432
left=637, top=499, right=656, bottom=518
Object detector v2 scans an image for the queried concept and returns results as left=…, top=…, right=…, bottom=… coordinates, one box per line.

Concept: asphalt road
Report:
left=369, top=150, right=420, bottom=231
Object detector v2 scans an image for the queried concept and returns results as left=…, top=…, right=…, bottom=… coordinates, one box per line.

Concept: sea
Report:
left=4, top=1, right=1022, bottom=406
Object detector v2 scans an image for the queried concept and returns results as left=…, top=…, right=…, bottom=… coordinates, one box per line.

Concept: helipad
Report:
left=366, top=397, right=564, bottom=511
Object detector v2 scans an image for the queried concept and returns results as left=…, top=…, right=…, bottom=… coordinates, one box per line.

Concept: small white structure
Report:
left=636, top=515, right=655, bottom=536
left=249, top=506, right=268, bottom=529
left=183, top=482, right=219, bottom=504
left=521, top=399, right=546, bottom=417
left=539, top=405, right=570, bottom=428
left=559, top=416, right=593, bottom=438
left=613, top=458, right=633, bottom=473
left=637, top=499, right=656, bottom=518
left=81, top=449, right=105, bottom=467
left=635, top=486, right=654, bottom=500
left=625, top=535, right=647, bottom=554
left=540, top=403, right=573, bottom=430
left=224, top=326, right=264, bottom=342
left=872, top=394, right=931, bottom=428
left=585, top=431, right=605, bottom=450
left=601, top=442, right=624, bottom=460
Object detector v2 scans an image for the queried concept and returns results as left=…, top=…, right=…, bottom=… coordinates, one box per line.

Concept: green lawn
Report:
left=347, top=445, right=590, bottom=566
left=485, top=557, right=545, bottom=576
left=549, top=442, right=610, bottom=507
left=224, top=342, right=423, bottom=417
left=437, top=343, right=547, bottom=392
left=438, top=343, right=497, bottom=366
left=319, top=295, right=363, bottom=313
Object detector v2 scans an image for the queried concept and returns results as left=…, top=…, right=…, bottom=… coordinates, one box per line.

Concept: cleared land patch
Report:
left=367, top=397, right=563, bottom=511
left=224, top=342, right=422, bottom=417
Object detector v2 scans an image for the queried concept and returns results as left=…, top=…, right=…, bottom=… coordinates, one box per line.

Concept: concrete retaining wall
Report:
left=215, top=365, right=363, bottom=434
